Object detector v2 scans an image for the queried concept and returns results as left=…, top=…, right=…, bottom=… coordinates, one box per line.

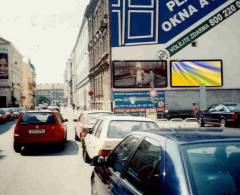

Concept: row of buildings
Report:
left=65, top=0, right=240, bottom=115
left=0, top=37, right=36, bottom=108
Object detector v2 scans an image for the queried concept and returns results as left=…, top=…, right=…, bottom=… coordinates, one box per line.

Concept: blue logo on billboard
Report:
left=111, top=0, right=228, bottom=46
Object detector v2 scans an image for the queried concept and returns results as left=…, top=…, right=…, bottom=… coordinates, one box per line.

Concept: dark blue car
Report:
left=91, top=128, right=240, bottom=195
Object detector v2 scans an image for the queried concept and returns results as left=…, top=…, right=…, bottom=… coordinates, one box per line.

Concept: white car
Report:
left=82, top=116, right=159, bottom=163
left=183, top=118, right=200, bottom=128
left=169, top=118, right=184, bottom=128
left=157, top=118, right=169, bottom=128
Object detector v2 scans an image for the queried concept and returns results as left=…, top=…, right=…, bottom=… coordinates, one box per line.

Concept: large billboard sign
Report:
left=171, top=60, right=223, bottom=87
left=113, top=91, right=165, bottom=114
left=0, top=48, right=8, bottom=79
left=113, top=60, right=167, bottom=88
left=111, top=0, right=229, bottom=47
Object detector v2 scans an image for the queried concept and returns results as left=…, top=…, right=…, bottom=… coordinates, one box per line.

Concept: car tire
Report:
left=200, top=118, right=205, bottom=127
left=220, top=119, right=226, bottom=128
left=75, top=132, right=80, bottom=142
left=13, top=142, right=22, bottom=153
left=83, top=147, right=91, bottom=163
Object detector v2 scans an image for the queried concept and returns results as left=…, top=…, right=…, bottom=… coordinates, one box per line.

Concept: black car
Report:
left=91, top=128, right=240, bottom=195
left=199, top=104, right=240, bottom=127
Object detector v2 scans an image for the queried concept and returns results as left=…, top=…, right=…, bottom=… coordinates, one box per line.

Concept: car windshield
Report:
left=107, top=120, right=158, bottom=138
left=20, top=112, right=56, bottom=124
left=86, top=112, right=113, bottom=125
left=227, top=104, right=240, bottom=111
left=182, top=142, right=240, bottom=195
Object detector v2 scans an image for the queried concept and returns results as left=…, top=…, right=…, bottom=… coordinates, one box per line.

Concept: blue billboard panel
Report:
left=113, top=91, right=165, bottom=114
left=111, top=0, right=228, bottom=46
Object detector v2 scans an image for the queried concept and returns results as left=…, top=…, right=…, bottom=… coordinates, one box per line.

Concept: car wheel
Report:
left=13, top=142, right=22, bottom=153
left=91, top=174, right=97, bottom=195
left=75, top=132, right=80, bottom=142
left=220, top=119, right=226, bottom=128
left=200, top=117, right=205, bottom=127
left=83, top=147, right=91, bottom=163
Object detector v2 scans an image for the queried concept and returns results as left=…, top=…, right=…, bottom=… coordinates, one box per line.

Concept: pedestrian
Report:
left=72, top=103, right=75, bottom=112
left=192, top=102, right=200, bottom=119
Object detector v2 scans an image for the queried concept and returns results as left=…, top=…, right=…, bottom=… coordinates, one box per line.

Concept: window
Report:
left=95, top=120, right=104, bottom=138
left=125, top=137, right=161, bottom=193
left=108, top=135, right=141, bottom=175
left=182, top=142, right=240, bottom=195
left=91, top=119, right=102, bottom=135
left=107, top=120, right=158, bottom=138
left=20, top=112, right=56, bottom=124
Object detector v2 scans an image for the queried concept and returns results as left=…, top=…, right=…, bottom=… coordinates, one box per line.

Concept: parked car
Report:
left=0, top=109, right=8, bottom=123
left=13, top=110, right=68, bottom=153
left=1, top=108, right=13, bottom=121
left=91, top=128, right=240, bottom=195
left=169, top=118, right=184, bottom=128
left=83, top=116, right=159, bottom=163
left=157, top=118, right=169, bottom=128
left=200, top=103, right=240, bottom=127
left=73, top=110, right=113, bottom=142
left=183, top=118, right=200, bottom=128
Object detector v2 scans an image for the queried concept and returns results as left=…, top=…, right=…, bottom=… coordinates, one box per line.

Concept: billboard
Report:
left=113, top=91, right=165, bottom=115
left=0, top=49, right=8, bottom=79
left=113, top=60, right=167, bottom=88
left=110, top=0, right=229, bottom=46
left=171, top=60, right=223, bottom=87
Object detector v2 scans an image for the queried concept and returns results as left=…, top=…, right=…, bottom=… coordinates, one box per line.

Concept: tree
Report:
left=36, top=95, right=51, bottom=105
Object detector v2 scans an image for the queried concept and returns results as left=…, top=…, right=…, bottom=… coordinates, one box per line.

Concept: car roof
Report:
left=133, top=128, right=240, bottom=144
left=100, top=115, right=156, bottom=122
left=24, top=110, right=57, bottom=113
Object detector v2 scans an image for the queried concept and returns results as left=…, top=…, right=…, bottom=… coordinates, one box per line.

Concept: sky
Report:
left=0, top=0, right=89, bottom=84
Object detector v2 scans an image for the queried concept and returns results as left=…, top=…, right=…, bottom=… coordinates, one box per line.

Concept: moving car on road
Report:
left=200, top=103, right=240, bottom=127
left=13, top=110, right=68, bottom=153
left=91, top=128, right=240, bottom=195
left=83, top=116, right=159, bottom=163
left=73, top=110, right=113, bottom=142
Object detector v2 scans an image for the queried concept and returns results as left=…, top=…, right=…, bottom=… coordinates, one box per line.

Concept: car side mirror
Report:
left=91, top=155, right=107, bottom=166
left=88, top=128, right=93, bottom=134
left=73, top=119, right=78, bottom=122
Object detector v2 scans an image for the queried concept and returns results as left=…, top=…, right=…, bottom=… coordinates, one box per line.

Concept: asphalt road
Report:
left=0, top=108, right=93, bottom=195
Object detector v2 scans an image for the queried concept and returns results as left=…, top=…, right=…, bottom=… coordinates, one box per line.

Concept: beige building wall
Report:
left=22, top=61, right=36, bottom=108
left=0, top=37, right=23, bottom=107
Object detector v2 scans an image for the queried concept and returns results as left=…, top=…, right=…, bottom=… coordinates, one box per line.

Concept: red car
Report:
left=13, top=110, right=68, bottom=153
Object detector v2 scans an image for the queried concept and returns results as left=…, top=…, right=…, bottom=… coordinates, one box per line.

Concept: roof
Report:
left=101, top=115, right=156, bottom=122
left=136, top=128, right=240, bottom=144
left=25, top=110, right=57, bottom=113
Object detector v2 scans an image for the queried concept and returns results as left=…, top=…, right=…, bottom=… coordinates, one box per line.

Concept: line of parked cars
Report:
left=0, top=107, right=25, bottom=123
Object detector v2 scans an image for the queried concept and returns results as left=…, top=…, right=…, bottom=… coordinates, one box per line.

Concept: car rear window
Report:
left=107, top=120, right=158, bottom=138
left=20, top=112, right=56, bottom=124
left=86, top=112, right=113, bottom=125
left=182, top=142, right=240, bottom=195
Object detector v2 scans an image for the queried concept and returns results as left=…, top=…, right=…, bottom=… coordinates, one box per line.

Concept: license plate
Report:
left=29, top=129, right=46, bottom=134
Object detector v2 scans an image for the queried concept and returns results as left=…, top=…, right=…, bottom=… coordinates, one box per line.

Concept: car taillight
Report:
left=14, top=125, right=21, bottom=136
left=232, top=112, right=238, bottom=120
left=98, top=149, right=111, bottom=157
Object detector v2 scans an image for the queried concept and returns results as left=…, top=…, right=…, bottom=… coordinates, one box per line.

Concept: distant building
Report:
left=36, top=83, right=64, bottom=105
left=0, top=37, right=23, bottom=107
left=22, top=60, right=36, bottom=108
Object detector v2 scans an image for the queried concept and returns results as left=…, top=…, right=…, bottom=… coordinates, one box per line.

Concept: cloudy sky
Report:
left=0, top=0, right=89, bottom=83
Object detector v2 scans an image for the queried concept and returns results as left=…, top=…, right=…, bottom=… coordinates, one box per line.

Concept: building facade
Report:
left=0, top=37, right=23, bottom=107
left=22, top=60, right=36, bottom=108
left=81, top=0, right=240, bottom=115
left=36, top=83, right=64, bottom=105
left=71, top=17, right=91, bottom=110
left=85, top=0, right=112, bottom=110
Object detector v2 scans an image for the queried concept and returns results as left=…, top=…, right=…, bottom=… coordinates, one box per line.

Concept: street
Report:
left=0, top=108, right=93, bottom=195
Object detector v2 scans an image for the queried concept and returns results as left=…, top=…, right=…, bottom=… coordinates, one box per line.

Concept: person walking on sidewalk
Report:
left=192, top=102, right=200, bottom=119
left=72, top=103, right=75, bottom=112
